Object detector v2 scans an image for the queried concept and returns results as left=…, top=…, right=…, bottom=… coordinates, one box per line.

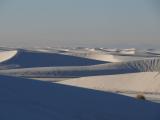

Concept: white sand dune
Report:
left=0, top=49, right=106, bottom=68
left=0, top=75, right=159, bottom=120
left=15, top=48, right=158, bottom=62
left=58, top=72, right=160, bottom=103
left=1, top=47, right=160, bottom=119
left=58, top=72, right=160, bottom=93
left=67, top=51, right=146, bottom=62
left=0, top=50, right=17, bottom=63
left=1, top=58, right=160, bottom=78
left=146, top=49, right=160, bottom=55
left=86, top=53, right=149, bottom=62
left=119, top=49, right=136, bottom=55
left=57, top=48, right=160, bottom=63
left=100, top=48, right=136, bottom=55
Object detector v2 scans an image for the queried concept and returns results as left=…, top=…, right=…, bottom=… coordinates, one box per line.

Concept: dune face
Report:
left=0, top=50, right=17, bottom=63
left=59, top=72, right=160, bottom=93
left=0, top=75, right=160, bottom=120
left=1, top=49, right=106, bottom=68
left=1, top=58, right=160, bottom=78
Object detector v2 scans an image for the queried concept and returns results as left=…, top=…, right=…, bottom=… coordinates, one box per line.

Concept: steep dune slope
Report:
left=0, top=75, right=159, bottom=120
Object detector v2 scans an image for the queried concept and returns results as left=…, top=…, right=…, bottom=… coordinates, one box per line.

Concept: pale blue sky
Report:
left=0, top=0, right=159, bottom=48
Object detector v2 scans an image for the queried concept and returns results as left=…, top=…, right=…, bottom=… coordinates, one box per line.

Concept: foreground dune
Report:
left=0, top=75, right=160, bottom=120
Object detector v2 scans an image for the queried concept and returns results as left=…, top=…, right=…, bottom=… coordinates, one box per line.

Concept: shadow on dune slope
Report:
left=1, top=49, right=106, bottom=68
left=2, top=58, right=160, bottom=78
left=0, top=75, right=159, bottom=120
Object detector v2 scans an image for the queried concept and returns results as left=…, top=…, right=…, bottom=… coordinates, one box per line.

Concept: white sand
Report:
left=0, top=50, right=17, bottom=62
left=57, top=48, right=156, bottom=62
left=58, top=72, right=160, bottom=93
left=0, top=48, right=160, bottom=119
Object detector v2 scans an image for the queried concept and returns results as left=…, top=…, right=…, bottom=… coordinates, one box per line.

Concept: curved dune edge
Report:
left=1, top=49, right=106, bottom=68
left=0, top=50, right=18, bottom=63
